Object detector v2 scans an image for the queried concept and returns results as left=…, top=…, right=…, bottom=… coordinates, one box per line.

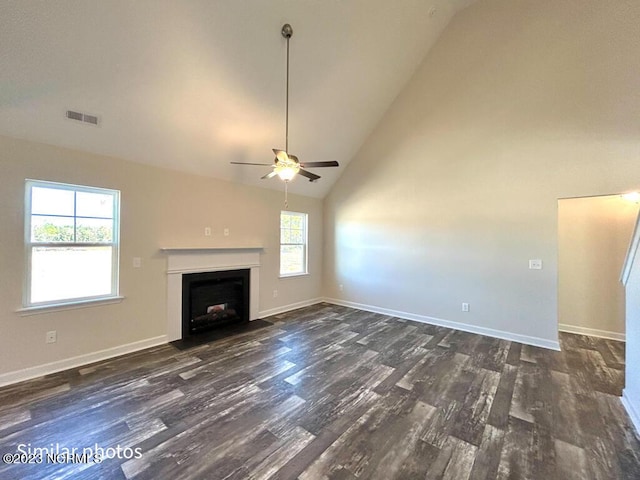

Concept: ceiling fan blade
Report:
left=230, top=162, right=274, bottom=166
left=299, top=161, right=340, bottom=168
left=261, top=171, right=278, bottom=180
left=272, top=149, right=289, bottom=163
left=298, top=168, right=321, bottom=182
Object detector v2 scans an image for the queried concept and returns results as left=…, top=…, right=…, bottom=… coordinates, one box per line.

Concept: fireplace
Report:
left=182, top=269, right=249, bottom=339
left=163, top=247, right=262, bottom=342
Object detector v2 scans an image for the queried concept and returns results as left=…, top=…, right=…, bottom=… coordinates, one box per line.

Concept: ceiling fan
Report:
left=231, top=23, right=339, bottom=184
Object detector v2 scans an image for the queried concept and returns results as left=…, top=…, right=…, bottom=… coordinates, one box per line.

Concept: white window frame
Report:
left=279, top=210, right=308, bottom=277
left=24, top=179, right=121, bottom=308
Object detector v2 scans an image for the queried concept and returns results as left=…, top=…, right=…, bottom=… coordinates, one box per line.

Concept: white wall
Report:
left=622, top=215, right=640, bottom=433
left=0, top=135, right=323, bottom=381
left=323, top=0, right=640, bottom=347
left=558, top=195, right=639, bottom=340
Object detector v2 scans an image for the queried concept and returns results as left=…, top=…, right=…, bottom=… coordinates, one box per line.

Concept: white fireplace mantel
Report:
left=162, top=247, right=263, bottom=341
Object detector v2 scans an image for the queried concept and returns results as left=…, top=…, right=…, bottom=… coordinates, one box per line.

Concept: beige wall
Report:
left=0, top=135, right=322, bottom=376
left=323, top=0, right=640, bottom=345
left=558, top=196, right=638, bottom=338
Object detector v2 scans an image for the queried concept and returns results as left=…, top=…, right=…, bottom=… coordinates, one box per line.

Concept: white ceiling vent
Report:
left=65, top=110, right=99, bottom=126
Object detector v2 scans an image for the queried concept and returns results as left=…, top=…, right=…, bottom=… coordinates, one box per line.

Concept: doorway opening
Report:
left=557, top=194, right=639, bottom=341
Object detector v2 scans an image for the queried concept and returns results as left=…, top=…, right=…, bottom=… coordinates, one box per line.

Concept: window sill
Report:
left=279, top=272, right=310, bottom=279
left=16, top=296, right=125, bottom=316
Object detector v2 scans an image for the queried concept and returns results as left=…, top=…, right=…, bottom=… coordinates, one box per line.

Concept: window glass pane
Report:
left=31, top=187, right=75, bottom=216
left=31, top=216, right=74, bottom=242
left=290, top=215, right=303, bottom=229
left=280, top=211, right=307, bottom=275
left=290, top=229, right=304, bottom=244
left=76, top=192, right=114, bottom=218
left=280, top=245, right=304, bottom=274
left=30, top=246, right=113, bottom=303
left=77, top=218, right=113, bottom=243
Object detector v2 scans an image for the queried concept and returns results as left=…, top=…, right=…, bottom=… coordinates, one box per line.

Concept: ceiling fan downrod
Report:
left=282, top=23, right=293, bottom=154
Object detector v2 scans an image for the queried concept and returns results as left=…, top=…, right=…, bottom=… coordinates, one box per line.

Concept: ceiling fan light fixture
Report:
left=275, top=162, right=300, bottom=181
left=229, top=22, right=339, bottom=199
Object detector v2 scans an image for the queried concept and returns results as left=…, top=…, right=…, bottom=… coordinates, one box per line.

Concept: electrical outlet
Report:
left=204, top=227, right=212, bottom=237
left=46, top=331, right=57, bottom=344
left=224, top=228, right=230, bottom=237
left=529, top=259, right=543, bottom=270
left=273, top=289, right=278, bottom=298
left=339, top=284, right=344, bottom=292
left=462, top=303, right=470, bottom=312
left=133, top=257, right=141, bottom=268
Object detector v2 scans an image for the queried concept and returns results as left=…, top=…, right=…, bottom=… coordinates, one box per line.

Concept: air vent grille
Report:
left=66, top=110, right=99, bottom=126
left=83, top=114, right=98, bottom=125
left=66, top=110, right=83, bottom=121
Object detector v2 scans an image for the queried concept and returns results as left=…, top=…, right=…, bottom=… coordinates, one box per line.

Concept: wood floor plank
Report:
left=505, top=342, right=522, bottom=366
left=0, top=303, right=636, bottom=480
left=551, top=370, right=585, bottom=447
left=425, top=435, right=478, bottom=480
left=486, top=364, right=517, bottom=429
left=247, top=426, right=315, bottom=480
left=496, top=416, right=535, bottom=480
left=449, top=368, right=500, bottom=446
left=468, top=424, right=506, bottom=480
left=268, top=427, right=343, bottom=480
left=555, top=439, right=590, bottom=480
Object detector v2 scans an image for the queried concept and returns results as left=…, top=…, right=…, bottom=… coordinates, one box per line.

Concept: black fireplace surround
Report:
left=181, top=269, right=250, bottom=340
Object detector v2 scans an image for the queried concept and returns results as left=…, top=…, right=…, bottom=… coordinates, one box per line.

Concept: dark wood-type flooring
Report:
left=1, top=303, right=639, bottom=479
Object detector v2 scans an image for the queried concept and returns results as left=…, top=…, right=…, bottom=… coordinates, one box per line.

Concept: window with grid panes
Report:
left=24, top=179, right=120, bottom=307
left=280, top=211, right=308, bottom=276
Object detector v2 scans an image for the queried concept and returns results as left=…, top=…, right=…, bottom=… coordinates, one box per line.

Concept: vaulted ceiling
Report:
left=0, top=0, right=476, bottom=198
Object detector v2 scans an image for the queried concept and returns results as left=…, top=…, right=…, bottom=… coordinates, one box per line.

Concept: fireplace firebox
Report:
left=181, top=269, right=250, bottom=340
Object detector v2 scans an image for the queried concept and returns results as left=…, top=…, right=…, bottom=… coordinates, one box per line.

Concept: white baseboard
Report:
left=0, top=296, right=326, bottom=388
left=558, top=323, right=625, bottom=342
left=622, top=389, right=640, bottom=436
left=0, top=297, right=563, bottom=387
left=0, top=335, right=168, bottom=388
left=259, top=298, right=323, bottom=319
left=323, top=298, right=561, bottom=351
